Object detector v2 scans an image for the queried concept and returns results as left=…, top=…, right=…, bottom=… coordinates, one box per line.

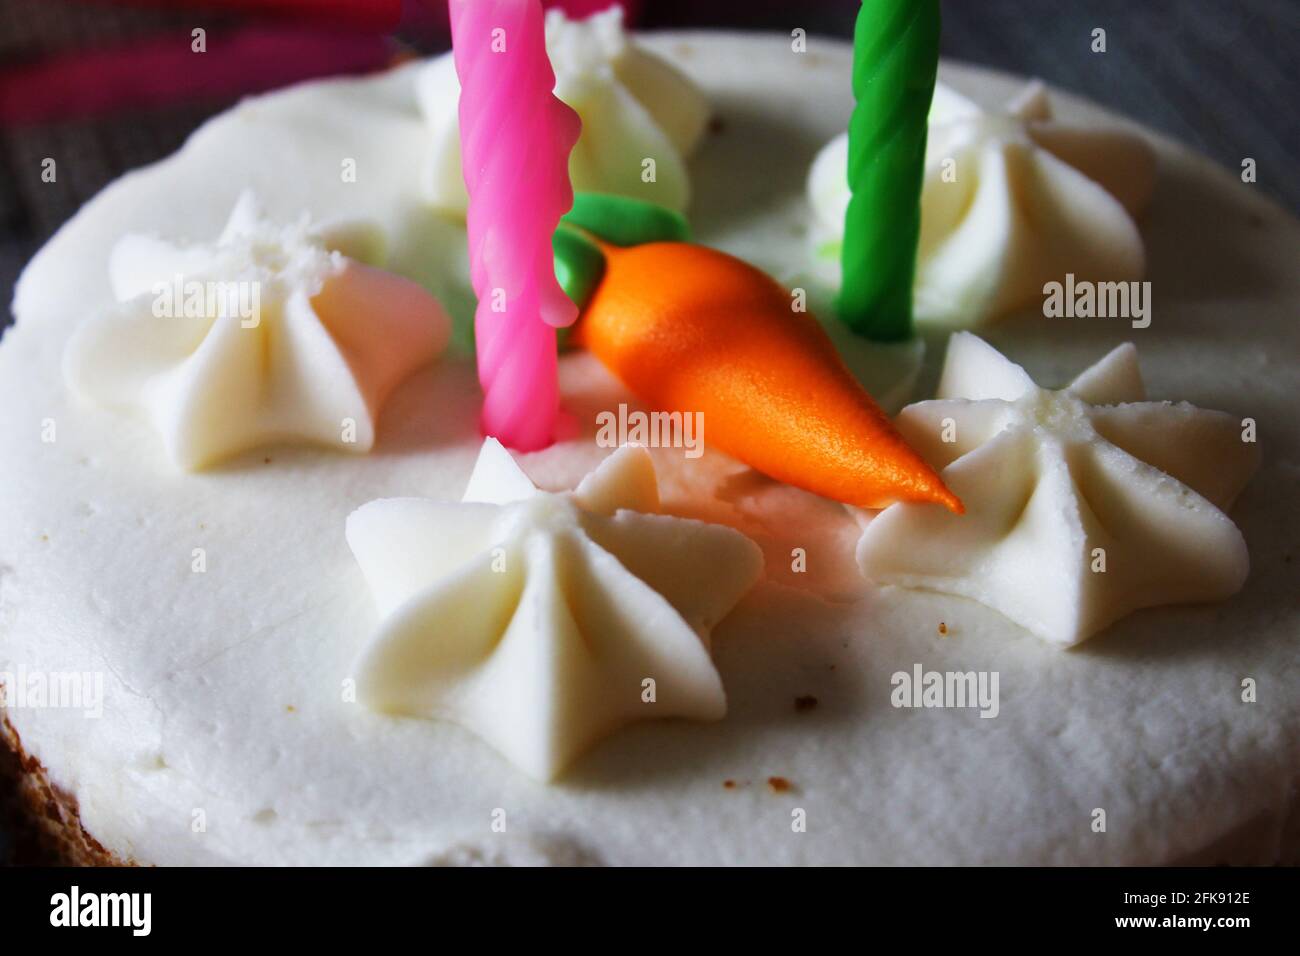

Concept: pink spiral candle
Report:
left=451, top=0, right=581, bottom=451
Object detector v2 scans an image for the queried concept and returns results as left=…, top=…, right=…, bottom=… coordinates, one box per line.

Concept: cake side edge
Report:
left=0, top=709, right=135, bottom=867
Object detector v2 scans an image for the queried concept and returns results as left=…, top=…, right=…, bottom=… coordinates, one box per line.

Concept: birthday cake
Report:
left=2, top=6, right=1299, bottom=866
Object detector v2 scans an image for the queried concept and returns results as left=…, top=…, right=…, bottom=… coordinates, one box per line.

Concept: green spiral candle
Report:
left=836, top=0, right=941, bottom=341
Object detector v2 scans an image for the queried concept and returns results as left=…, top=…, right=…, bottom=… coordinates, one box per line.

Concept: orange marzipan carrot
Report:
left=573, top=241, right=962, bottom=513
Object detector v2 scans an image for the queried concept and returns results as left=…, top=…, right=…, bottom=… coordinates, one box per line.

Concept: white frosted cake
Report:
left=2, top=13, right=1298, bottom=866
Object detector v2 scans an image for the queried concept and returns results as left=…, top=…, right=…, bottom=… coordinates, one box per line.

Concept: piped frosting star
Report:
left=64, top=191, right=449, bottom=469
left=346, top=439, right=764, bottom=780
left=809, top=80, right=1157, bottom=327
left=856, top=334, right=1260, bottom=646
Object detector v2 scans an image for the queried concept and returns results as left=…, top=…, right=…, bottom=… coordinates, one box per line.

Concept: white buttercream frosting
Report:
left=808, top=81, right=1157, bottom=327
left=5, top=39, right=1296, bottom=868
left=419, top=6, right=709, bottom=216
left=856, top=333, right=1260, bottom=646
left=346, top=439, right=763, bottom=781
left=63, top=192, right=450, bottom=469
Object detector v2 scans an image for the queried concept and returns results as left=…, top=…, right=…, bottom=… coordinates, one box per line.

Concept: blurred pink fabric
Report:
left=0, top=0, right=642, bottom=125
left=0, top=27, right=392, bottom=124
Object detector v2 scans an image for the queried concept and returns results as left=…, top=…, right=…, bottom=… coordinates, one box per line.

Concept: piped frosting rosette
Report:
left=419, top=6, right=709, bottom=216
left=348, top=438, right=763, bottom=780
left=808, top=81, right=1157, bottom=327
left=856, top=334, right=1259, bottom=645
left=64, top=192, right=450, bottom=469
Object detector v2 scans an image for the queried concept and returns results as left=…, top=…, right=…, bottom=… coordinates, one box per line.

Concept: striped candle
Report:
left=451, top=0, right=582, bottom=451
left=836, top=0, right=940, bottom=341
